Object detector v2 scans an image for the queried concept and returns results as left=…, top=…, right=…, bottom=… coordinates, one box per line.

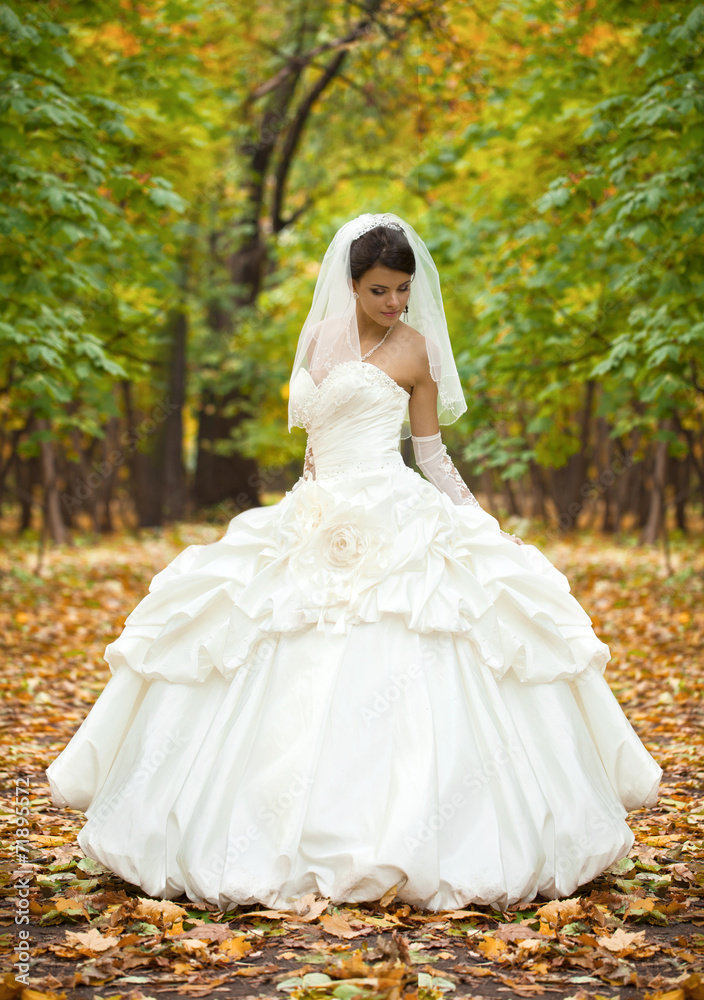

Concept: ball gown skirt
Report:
left=46, top=361, right=662, bottom=911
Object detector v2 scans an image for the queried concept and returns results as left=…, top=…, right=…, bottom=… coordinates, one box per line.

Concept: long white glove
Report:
left=412, top=431, right=523, bottom=544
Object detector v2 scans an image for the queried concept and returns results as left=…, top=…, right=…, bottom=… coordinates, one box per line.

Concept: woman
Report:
left=47, top=212, right=661, bottom=912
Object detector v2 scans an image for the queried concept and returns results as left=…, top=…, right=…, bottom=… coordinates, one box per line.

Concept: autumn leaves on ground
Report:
left=1, top=524, right=703, bottom=1000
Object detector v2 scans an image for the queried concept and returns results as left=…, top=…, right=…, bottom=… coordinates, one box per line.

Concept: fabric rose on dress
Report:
left=325, top=524, right=372, bottom=567
left=276, top=481, right=392, bottom=613
left=316, top=503, right=390, bottom=577
left=297, top=496, right=327, bottom=533
left=274, top=480, right=333, bottom=551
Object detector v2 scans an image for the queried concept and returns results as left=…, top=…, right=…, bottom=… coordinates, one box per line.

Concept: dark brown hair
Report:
left=349, top=225, right=416, bottom=280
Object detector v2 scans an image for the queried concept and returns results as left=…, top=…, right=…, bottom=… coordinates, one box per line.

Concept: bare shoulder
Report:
left=393, top=322, right=432, bottom=385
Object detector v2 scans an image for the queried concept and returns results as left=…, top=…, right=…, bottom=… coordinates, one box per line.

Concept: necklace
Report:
left=346, top=313, right=396, bottom=360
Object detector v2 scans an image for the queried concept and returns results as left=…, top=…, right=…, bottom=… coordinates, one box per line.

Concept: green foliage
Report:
left=2, top=0, right=702, bottom=518
left=418, top=0, right=704, bottom=476
left=0, top=1, right=193, bottom=450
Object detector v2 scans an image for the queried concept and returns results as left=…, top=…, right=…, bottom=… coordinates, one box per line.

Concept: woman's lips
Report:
left=382, top=311, right=398, bottom=317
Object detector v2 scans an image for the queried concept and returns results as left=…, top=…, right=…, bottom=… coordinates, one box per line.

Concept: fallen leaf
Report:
left=534, top=898, right=584, bottom=926
left=477, top=936, right=509, bottom=958
left=494, top=924, right=547, bottom=943
left=319, top=912, right=367, bottom=938
left=132, top=897, right=189, bottom=927
left=597, top=927, right=647, bottom=954
left=64, top=928, right=120, bottom=954
left=217, top=937, right=252, bottom=960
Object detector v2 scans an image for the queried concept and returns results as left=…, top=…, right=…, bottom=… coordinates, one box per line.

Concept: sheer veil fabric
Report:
left=288, top=212, right=467, bottom=441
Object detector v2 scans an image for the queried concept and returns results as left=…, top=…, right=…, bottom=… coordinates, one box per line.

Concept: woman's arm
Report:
left=409, top=362, right=523, bottom=544
left=302, top=341, right=316, bottom=480
left=303, top=440, right=315, bottom=480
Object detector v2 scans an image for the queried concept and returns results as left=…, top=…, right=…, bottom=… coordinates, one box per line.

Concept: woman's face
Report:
left=352, top=266, right=413, bottom=327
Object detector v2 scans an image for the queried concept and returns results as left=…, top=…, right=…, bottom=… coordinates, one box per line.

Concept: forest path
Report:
left=1, top=525, right=703, bottom=1000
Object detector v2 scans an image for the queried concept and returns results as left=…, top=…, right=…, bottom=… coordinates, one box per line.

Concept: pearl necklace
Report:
left=346, top=313, right=397, bottom=360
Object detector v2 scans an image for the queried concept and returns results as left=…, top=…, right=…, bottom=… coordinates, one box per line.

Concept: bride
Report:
left=47, top=212, right=661, bottom=912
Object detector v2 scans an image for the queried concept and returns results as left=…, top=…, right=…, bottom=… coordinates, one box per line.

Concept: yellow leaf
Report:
left=597, top=927, right=647, bottom=954
left=217, top=937, right=252, bottom=960
left=63, top=929, right=120, bottom=954
left=319, top=912, right=360, bottom=939
left=477, top=937, right=509, bottom=958
left=179, top=939, right=210, bottom=955
left=133, top=897, right=188, bottom=927
left=534, top=898, right=584, bottom=925
left=682, top=972, right=704, bottom=1000
left=324, top=955, right=374, bottom=980
left=21, top=991, right=67, bottom=1000
left=379, top=883, right=399, bottom=907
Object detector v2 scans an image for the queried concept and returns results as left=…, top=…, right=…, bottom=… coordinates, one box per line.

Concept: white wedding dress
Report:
left=47, top=360, right=661, bottom=911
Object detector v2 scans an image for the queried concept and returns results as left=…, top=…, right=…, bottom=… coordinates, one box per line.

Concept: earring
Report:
left=353, top=292, right=359, bottom=300
left=403, top=303, right=409, bottom=316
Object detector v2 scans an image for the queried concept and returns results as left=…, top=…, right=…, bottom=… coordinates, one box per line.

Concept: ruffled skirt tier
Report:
left=47, top=466, right=661, bottom=910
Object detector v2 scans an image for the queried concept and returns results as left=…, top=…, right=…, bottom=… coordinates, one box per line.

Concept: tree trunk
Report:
left=194, top=232, right=266, bottom=510
left=38, top=420, right=71, bottom=544
left=14, top=454, right=39, bottom=534
left=641, top=419, right=672, bottom=545
left=598, top=418, right=614, bottom=532
left=528, top=460, right=547, bottom=519
left=121, top=381, right=163, bottom=528
left=194, top=390, right=261, bottom=510
left=193, top=9, right=384, bottom=509
left=162, top=309, right=188, bottom=521
left=504, top=478, right=521, bottom=516
left=550, top=380, right=595, bottom=531
left=481, top=468, right=494, bottom=513
left=671, top=452, right=689, bottom=533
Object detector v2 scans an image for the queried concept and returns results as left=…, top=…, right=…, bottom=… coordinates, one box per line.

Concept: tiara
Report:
left=338, top=214, right=405, bottom=246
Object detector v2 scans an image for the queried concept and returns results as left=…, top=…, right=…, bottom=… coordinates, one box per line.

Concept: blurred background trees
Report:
left=1, top=0, right=702, bottom=545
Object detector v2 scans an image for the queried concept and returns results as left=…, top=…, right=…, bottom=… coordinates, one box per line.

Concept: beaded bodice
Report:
left=289, top=361, right=409, bottom=480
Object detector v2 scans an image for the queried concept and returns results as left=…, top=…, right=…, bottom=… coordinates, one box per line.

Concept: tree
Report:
left=191, top=0, right=449, bottom=507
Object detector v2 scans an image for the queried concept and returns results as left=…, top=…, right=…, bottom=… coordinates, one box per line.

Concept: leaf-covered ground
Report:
left=1, top=521, right=703, bottom=1000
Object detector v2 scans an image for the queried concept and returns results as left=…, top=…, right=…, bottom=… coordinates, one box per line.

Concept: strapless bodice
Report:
left=289, top=361, right=410, bottom=479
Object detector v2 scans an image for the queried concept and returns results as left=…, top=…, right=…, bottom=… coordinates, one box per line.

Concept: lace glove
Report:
left=303, top=440, right=315, bottom=481
left=411, top=431, right=523, bottom=545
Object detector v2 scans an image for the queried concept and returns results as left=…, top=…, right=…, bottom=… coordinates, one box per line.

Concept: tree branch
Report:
left=248, top=15, right=377, bottom=102
left=271, top=50, right=347, bottom=232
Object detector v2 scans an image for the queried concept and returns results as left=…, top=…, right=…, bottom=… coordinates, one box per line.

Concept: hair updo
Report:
left=349, top=225, right=416, bottom=281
